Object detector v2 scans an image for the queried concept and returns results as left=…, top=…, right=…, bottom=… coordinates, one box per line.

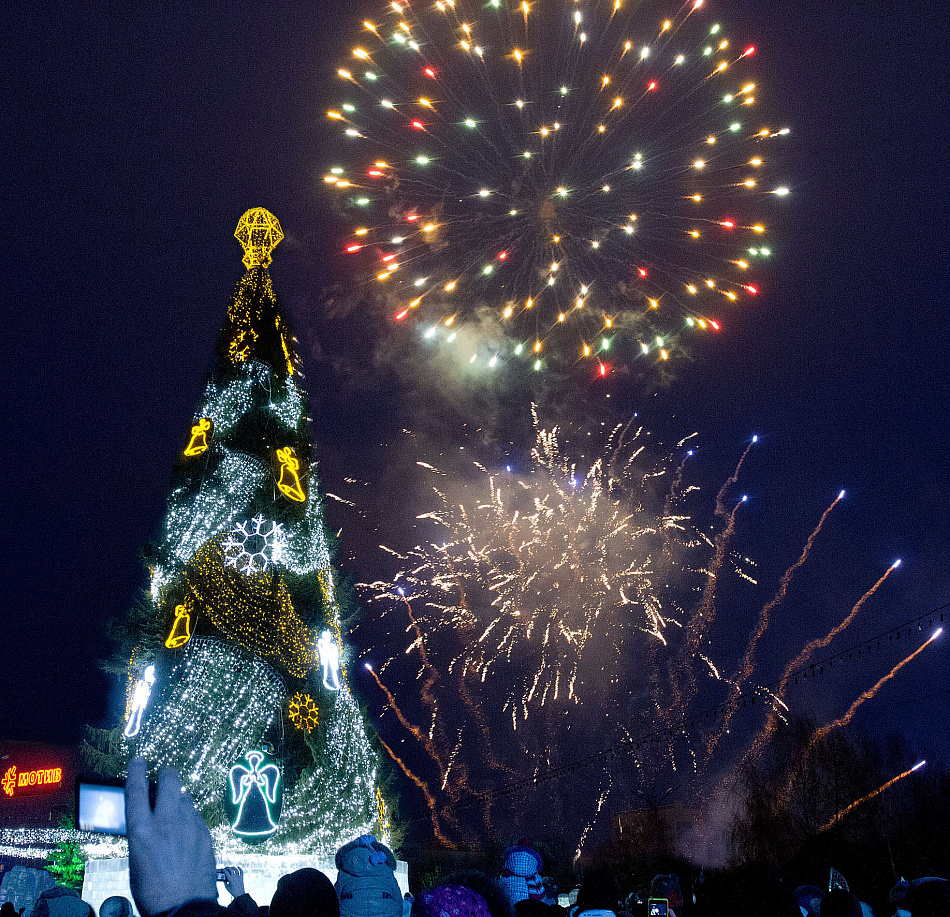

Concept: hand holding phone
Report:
left=648, top=899, right=669, bottom=917
left=218, top=867, right=246, bottom=898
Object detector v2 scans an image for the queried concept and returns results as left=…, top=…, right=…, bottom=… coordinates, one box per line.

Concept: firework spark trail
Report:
left=374, top=733, right=453, bottom=846
left=817, top=761, right=926, bottom=833
left=779, top=630, right=943, bottom=801
left=366, top=663, right=454, bottom=787
left=403, top=587, right=517, bottom=803
left=673, top=439, right=755, bottom=716
left=573, top=776, right=613, bottom=865
left=705, top=490, right=845, bottom=760
left=360, top=421, right=918, bottom=852
left=399, top=591, right=441, bottom=737
left=740, top=560, right=901, bottom=769
left=806, top=629, right=942, bottom=754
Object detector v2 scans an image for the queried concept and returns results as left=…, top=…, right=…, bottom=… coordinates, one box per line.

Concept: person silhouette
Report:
left=317, top=630, right=341, bottom=691
left=124, top=666, right=156, bottom=738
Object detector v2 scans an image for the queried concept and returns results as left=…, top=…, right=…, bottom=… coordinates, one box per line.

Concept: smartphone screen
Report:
left=648, top=899, right=669, bottom=917
left=77, top=781, right=127, bottom=835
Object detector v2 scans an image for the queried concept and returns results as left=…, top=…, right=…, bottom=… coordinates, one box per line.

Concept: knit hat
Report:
left=272, top=868, right=340, bottom=917
left=335, top=835, right=401, bottom=917
left=411, top=886, right=492, bottom=917
left=502, top=848, right=543, bottom=880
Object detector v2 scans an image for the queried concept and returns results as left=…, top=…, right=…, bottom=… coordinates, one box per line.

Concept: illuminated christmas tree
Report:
left=115, top=209, right=389, bottom=855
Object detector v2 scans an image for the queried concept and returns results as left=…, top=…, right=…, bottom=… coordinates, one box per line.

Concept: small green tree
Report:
left=46, top=816, right=85, bottom=889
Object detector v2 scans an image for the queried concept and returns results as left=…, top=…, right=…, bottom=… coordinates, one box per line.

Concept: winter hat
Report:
left=819, top=890, right=862, bottom=917
left=575, top=872, right=619, bottom=914
left=335, top=835, right=401, bottom=917
left=411, top=886, right=492, bottom=917
left=99, top=898, right=133, bottom=917
left=502, top=848, right=543, bottom=880
left=271, top=868, right=340, bottom=917
left=794, top=885, right=823, bottom=916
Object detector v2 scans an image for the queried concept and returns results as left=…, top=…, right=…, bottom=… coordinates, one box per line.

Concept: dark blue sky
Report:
left=3, top=0, right=948, bottom=774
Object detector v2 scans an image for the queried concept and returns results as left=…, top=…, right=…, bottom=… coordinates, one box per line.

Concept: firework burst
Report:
left=347, top=417, right=924, bottom=850
left=364, top=411, right=707, bottom=734
left=325, top=0, right=790, bottom=371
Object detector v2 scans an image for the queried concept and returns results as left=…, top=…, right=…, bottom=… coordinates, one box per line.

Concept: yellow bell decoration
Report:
left=234, top=208, right=284, bottom=270
left=276, top=447, right=307, bottom=503
left=165, top=601, right=193, bottom=648
left=184, top=418, right=212, bottom=457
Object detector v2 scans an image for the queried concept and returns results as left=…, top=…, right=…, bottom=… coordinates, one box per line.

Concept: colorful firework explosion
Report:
left=325, top=0, right=790, bottom=371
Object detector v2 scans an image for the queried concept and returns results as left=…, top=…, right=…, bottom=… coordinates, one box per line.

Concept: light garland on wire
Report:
left=0, top=829, right=129, bottom=862
left=164, top=452, right=267, bottom=566
left=186, top=537, right=314, bottom=678
left=267, top=380, right=305, bottom=429
left=133, top=638, right=286, bottom=810
left=264, top=687, right=387, bottom=854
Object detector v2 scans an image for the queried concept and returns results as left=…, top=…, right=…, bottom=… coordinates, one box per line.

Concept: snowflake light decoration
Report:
left=288, top=692, right=319, bottom=733
left=222, top=515, right=284, bottom=574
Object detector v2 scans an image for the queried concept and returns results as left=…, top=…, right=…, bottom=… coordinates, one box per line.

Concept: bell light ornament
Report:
left=165, top=602, right=193, bottom=649
left=184, top=418, right=212, bottom=457
left=276, top=447, right=307, bottom=502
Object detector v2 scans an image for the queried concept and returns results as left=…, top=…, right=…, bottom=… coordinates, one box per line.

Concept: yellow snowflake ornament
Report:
left=288, top=692, right=319, bottom=732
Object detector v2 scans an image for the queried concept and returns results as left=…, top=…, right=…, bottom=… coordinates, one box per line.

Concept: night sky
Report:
left=4, top=0, right=949, bottom=787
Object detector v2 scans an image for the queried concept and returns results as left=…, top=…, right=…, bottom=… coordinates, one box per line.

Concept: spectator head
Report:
left=819, top=890, right=862, bottom=917
left=649, top=877, right=682, bottom=912
left=906, top=879, right=950, bottom=917
left=30, top=888, right=90, bottom=917
left=99, top=897, right=133, bottom=917
left=271, top=868, right=339, bottom=917
left=412, top=886, right=493, bottom=917
left=794, top=885, right=823, bottom=917
left=575, top=871, right=619, bottom=914
left=439, top=872, right=514, bottom=917
left=334, top=836, right=401, bottom=917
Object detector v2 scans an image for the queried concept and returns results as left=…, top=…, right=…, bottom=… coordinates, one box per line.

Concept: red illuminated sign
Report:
left=1, top=765, right=64, bottom=798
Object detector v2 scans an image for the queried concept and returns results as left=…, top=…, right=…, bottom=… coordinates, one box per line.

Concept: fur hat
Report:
left=335, top=835, right=401, bottom=917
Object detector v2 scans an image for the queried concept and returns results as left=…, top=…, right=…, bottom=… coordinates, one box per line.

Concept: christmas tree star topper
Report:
left=234, top=208, right=283, bottom=270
